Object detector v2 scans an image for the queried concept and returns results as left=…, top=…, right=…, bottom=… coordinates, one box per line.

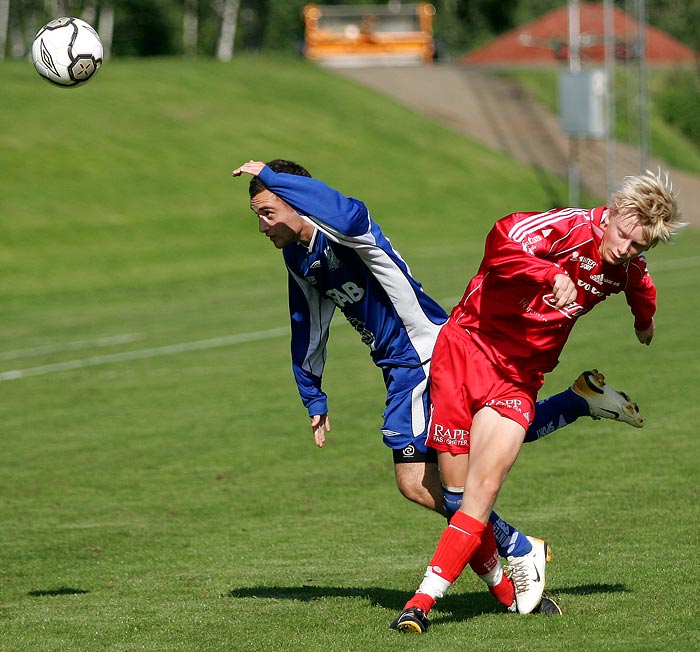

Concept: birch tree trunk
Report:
left=10, top=0, right=27, bottom=58
left=98, top=1, right=114, bottom=59
left=183, top=0, right=198, bottom=57
left=0, top=0, right=9, bottom=60
left=216, top=0, right=239, bottom=61
left=82, top=0, right=97, bottom=26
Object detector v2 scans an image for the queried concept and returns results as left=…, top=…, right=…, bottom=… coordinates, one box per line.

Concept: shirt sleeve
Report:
left=288, top=268, right=336, bottom=417
left=257, top=165, right=370, bottom=241
left=623, top=256, right=657, bottom=331
left=480, top=212, right=567, bottom=286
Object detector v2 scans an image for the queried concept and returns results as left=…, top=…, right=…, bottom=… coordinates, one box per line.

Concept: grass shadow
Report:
left=552, top=582, right=631, bottom=596
left=227, top=585, right=511, bottom=621
left=28, top=587, right=90, bottom=597
left=225, top=581, right=630, bottom=623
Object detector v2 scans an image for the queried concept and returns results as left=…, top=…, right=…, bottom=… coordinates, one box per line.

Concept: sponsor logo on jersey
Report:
left=520, top=296, right=549, bottom=322
left=571, top=251, right=597, bottom=270
left=577, top=279, right=604, bottom=296
left=603, top=276, right=621, bottom=287
left=430, top=423, right=470, bottom=445
left=324, top=246, right=342, bottom=270
left=309, top=260, right=322, bottom=269
left=325, top=282, right=365, bottom=307
left=590, top=273, right=604, bottom=284
left=347, top=316, right=375, bottom=348
left=526, top=234, right=543, bottom=246
left=542, top=293, right=588, bottom=319
left=486, top=398, right=524, bottom=413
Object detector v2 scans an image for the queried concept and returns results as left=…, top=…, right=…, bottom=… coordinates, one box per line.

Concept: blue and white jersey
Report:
left=257, top=166, right=447, bottom=418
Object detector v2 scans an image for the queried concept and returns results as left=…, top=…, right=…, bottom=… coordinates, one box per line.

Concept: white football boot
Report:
left=507, top=536, right=551, bottom=614
left=572, top=369, right=644, bottom=428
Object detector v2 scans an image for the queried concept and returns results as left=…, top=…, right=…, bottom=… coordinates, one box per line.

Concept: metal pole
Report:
left=637, top=0, right=649, bottom=172
left=568, top=0, right=581, bottom=206
left=568, top=0, right=581, bottom=73
left=604, top=0, right=616, bottom=196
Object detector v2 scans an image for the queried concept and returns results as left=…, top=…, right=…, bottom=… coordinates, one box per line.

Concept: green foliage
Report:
left=6, top=0, right=700, bottom=60
left=1, top=56, right=699, bottom=652
left=645, top=0, right=700, bottom=52
left=262, top=0, right=307, bottom=52
left=503, top=66, right=700, bottom=174
left=112, top=0, right=181, bottom=56
left=655, top=66, right=700, bottom=144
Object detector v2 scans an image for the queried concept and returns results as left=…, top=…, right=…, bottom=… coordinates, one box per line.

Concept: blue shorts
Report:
left=380, top=363, right=432, bottom=457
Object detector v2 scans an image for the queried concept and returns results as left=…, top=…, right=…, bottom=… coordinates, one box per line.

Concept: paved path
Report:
left=335, top=64, right=698, bottom=226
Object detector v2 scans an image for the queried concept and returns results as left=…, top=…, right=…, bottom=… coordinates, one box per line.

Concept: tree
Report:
left=0, top=0, right=9, bottom=60
left=262, top=0, right=305, bottom=52
left=183, top=0, right=198, bottom=56
left=214, top=0, right=239, bottom=60
left=98, top=0, right=114, bottom=59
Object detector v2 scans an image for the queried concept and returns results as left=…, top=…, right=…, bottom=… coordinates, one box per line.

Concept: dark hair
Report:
left=248, top=159, right=312, bottom=198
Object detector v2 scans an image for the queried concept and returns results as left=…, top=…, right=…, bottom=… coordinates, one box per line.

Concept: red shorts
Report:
left=427, top=320, right=537, bottom=454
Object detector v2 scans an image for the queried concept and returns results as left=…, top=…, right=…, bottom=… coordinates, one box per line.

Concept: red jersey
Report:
left=450, top=206, right=656, bottom=387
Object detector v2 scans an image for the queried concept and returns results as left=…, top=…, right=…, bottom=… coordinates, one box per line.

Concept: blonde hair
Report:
left=609, top=169, right=686, bottom=247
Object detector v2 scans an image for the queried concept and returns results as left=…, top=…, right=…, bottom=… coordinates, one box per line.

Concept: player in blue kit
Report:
left=232, top=158, right=643, bottom=613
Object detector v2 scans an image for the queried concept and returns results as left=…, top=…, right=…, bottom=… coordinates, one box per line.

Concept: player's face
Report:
left=250, top=190, right=310, bottom=249
left=600, top=210, right=651, bottom=265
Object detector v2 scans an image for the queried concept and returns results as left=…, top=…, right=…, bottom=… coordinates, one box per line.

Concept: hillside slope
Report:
left=336, top=64, right=699, bottom=226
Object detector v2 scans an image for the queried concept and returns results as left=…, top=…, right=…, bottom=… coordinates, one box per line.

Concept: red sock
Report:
left=468, top=522, right=515, bottom=609
left=432, top=511, right=487, bottom=581
left=469, top=522, right=500, bottom=576
left=404, top=511, right=486, bottom=613
left=403, top=592, right=436, bottom=614
left=488, top=574, right=516, bottom=610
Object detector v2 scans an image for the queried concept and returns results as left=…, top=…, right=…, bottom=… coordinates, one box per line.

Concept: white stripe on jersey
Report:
left=508, top=207, right=585, bottom=243
left=304, top=214, right=443, bottom=364
left=411, top=369, right=429, bottom=436
left=288, top=268, right=335, bottom=376
left=461, top=274, right=486, bottom=306
left=355, top=242, right=442, bottom=363
left=301, top=212, right=371, bottom=245
left=545, top=221, right=593, bottom=256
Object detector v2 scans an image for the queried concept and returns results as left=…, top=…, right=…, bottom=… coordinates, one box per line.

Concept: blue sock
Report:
left=441, top=485, right=464, bottom=520
left=490, top=511, right=532, bottom=557
left=444, top=490, right=533, bottom=558
left=524, top=387, right=589, bottom=443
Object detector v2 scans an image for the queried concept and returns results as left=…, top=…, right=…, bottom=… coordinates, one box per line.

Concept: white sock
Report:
left=417, top=566, right=453, bottom=599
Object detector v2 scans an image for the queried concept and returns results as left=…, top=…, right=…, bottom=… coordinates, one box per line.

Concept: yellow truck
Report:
left=303, top=3, right=436, bottom=67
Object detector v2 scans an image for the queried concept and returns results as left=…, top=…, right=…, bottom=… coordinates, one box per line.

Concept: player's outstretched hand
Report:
left=311, top=414, right=331, bottom=448
left=635, top=319, right=655, bottom=345
left=232, top=160, right=265, bottom=177
left=551, top=273, right=578, bottom=308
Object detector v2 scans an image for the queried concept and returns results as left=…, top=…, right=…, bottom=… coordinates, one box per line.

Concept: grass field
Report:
left=1, top=56, right=699, bottom=652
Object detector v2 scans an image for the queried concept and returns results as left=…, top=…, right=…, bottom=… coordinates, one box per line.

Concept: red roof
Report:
left=461, top=2, right=696, bottom=65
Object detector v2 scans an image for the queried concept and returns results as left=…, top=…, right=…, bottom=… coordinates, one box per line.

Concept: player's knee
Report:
left=471, top=477, right=502, bottom=506
left=442, top=485, right=464, bottom=519
left=395, top=475, right=425, bottom=503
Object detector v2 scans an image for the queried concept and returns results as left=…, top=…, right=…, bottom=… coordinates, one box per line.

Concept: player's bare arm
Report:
left=311, top=414, right=331, bottom=448
left=232, top=160, right=265, bottom=177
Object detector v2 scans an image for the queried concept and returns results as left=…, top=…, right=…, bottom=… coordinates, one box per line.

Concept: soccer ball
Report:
left=31, top=17, right=103, bottom=87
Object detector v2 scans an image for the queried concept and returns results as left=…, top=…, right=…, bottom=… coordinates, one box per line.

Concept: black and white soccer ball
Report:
left=31, top=17, right=103, bottom=87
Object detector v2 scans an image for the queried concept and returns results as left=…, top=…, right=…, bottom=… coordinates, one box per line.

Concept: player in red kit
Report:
left=391, top=170, right=686, bottom=632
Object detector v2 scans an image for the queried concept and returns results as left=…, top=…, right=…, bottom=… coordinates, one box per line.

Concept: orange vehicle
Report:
left=302, top=3, right=436, bottom=66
